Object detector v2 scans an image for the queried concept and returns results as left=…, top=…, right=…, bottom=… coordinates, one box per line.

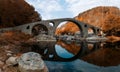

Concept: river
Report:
left=28, top=40, right=120, bottom=72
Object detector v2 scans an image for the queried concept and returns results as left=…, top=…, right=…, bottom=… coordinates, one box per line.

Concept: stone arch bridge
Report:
left=0, top=18, right=101, bottom=37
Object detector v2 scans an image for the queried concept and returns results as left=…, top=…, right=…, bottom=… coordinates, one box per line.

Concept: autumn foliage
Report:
left=0, top=0, right=41, bottom=28
left=56, top=6, right=120, bottom=38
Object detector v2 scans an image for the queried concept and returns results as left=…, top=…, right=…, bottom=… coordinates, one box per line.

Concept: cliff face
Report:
left=56, top=6, right=120, bottom=39
left=0, top=0, right=41, bottom=28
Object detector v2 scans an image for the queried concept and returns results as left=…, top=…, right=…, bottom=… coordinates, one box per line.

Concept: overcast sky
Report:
left=26, top=0, right=120, bottom=20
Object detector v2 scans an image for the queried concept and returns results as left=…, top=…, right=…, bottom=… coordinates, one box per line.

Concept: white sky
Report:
left=26, top=0, right=120, bottom=20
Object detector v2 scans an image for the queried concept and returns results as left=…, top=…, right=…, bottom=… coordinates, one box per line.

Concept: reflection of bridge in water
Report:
left=0, top=18, right=108, bottom=63
left=31, top=41, right=102, bottom=62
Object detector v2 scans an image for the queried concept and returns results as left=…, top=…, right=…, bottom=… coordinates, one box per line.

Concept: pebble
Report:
left=0, top=61, right=4, bottom=68
left=6, top=53, right=12, bottom=56
left=6, top=57, right=18, bottom=66
left=5, top=51, right=13, bottom=54
left=0, top=68, right=2, bottom=72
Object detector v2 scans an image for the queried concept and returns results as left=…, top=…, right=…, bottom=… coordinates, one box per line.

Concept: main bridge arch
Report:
left=8, top=18, right=101, bottom=37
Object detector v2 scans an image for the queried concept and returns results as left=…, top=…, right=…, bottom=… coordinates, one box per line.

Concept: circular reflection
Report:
left=55, top=44, right=74, bottom=58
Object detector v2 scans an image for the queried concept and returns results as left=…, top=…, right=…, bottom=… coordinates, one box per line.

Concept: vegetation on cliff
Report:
left=56, top=6, right=120, bottom=41
left=0, top=0, right=41, bottom=28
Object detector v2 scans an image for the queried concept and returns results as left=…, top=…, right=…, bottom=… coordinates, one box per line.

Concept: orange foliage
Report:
left=0, top=0, right=41, bottom=28
left=82, top=47, right=120, bottom=66
left=55, top=22, right=80, bottom=35
left=57, top=41, right=80, bottom=55
left=0, top=31, right=31, bottom=45
left=107, top=35, right=120, bottom=42
left=56, top=6, right=120, bottom=38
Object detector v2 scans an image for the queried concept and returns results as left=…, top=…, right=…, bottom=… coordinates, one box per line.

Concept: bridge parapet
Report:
left=0, top=18, right=101, bottom=38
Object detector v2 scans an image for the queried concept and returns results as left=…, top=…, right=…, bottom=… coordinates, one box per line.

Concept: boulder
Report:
left=18, top=52, right=48, bottom=72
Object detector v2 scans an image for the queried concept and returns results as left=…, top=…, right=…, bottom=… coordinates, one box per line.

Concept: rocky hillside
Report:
left=0, top=0, right=41, bottom=28
left=56, top=6, right=120, bottom=41
left=55, top=6, right=120, bottom=66
left=0, top=0, right=42, bottom=71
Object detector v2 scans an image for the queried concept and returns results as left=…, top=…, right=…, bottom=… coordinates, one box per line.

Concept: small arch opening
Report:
left=97, top=29, right=100, bottom=32
left=26, top=25, right=30, bottom=29
left=49, top=22, right=54, bottom=27
left=84, top=24, right=87, bottom=27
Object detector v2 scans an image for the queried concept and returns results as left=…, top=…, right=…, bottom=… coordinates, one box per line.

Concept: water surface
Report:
left=29, top=41, right=120, bottom=72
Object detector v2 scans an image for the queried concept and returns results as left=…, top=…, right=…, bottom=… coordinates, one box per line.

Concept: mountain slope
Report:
left=0, top=0, right=41, bottom=28
left=56, top=6, right=120, bottom=40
